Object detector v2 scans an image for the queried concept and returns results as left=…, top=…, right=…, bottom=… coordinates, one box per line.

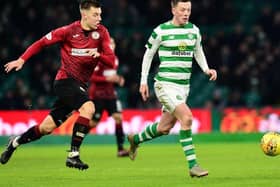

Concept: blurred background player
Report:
left=0, top=0, right=115, bottom=170
left=88, top=37, right=129, bottom=157
left=127, top=0, right=217, bottom=177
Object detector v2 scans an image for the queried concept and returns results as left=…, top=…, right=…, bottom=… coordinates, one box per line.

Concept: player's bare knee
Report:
left=161, top=129, right=170, bottom=135
left=181, top=115, right=193, bottom=128
left=112, top=113, right=122, bottom=124
left=79, top=101, right=95, bottom=116
left=39, top=125, right=55, bottom=135
left=157, top=125, right=172, bottom=135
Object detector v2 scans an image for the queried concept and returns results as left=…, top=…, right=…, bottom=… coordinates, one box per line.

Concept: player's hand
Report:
left=139, top=84, right=149, bottom=101
left=86, top=49, right=100, bottom=58
left=4, top=58, right=25, bottom=73
left=118, top=76, right=125, bottom=87
left=205, top=69, right=217, bottom=81
left=106, top=74, right=120, bottom=83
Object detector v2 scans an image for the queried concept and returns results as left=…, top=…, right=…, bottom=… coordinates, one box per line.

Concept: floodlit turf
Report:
left=0, top=142, right=279, bottom=187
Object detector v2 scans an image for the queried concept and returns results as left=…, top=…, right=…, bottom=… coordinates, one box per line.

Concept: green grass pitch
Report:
left=0, top=135, right=279, bottom=187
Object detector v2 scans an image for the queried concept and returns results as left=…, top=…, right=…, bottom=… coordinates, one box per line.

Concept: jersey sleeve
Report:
left=140, top=27, right=161, bottom=85
left=193, top=26, right=209, bottom=73
left=98, top=28, right=116, bottom=68
left=20, top=26, right=67, bottom=61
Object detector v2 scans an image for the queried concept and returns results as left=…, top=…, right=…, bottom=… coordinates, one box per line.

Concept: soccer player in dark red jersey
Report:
left=88, top=38, right=129, bottom=157
left=1, top=0, right=115, bottom=170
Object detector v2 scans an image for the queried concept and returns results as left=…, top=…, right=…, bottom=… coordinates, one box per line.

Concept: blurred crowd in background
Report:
left=0, top=0, right=279, bottom=110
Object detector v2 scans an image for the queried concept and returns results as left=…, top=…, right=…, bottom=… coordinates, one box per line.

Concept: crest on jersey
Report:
left=178, top=42, right=187, bottom=51
left=92, top=31, right=100, bottom=39
left=187, top=33, right=195, bottom=40
left=176, top=95, right=183, bottom=100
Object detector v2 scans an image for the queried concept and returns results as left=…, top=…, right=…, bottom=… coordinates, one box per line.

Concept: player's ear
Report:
left=80, top=9, right=86, bottom=18
left=171, top=7, right=176, bottom=15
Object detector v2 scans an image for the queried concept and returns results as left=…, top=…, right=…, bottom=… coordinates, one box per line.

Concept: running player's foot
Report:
left=66, top=156, right=89, bottom=170
left=0, top=136, right=18, bottom=164
left=117, top=149, right=129, bottom=157
left=127, top=134, right=138, bottom=161
left=189, top=165, right=208, bottom=178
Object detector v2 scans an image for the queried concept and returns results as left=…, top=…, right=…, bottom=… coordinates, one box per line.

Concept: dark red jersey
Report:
left=20, top=21, right=115, bottom=84
left=89, top=57, right=119, bottom=99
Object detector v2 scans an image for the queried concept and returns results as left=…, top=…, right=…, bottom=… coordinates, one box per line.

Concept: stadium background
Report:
left=1, top=1, right=280, bottom=186
left=0, top=0, right=279, bottom=135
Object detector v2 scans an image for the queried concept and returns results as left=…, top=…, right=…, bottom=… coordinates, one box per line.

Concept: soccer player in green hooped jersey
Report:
left=127, top=0, right=217, bottom=178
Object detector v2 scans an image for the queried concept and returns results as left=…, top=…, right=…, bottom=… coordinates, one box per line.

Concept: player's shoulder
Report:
left=152, top=21, right=171, bottom=34
left=157, top=21, right=172, bottom=30
left=64, top=21, right=80, bottom=29
left=97, top=24, right=109, bottom=33
left=189, top=22, right=200, bottom=32
left=57, top=21, right=80, bottom=33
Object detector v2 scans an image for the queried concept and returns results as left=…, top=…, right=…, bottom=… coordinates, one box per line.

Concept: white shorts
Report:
left=154, top=81, right=190, bottom=113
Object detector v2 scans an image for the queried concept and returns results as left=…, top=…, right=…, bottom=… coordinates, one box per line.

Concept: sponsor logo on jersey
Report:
left=91, top=31, right=100, bottom=39
left=71, top=48, right=97, bottom=56
left=170, top=42, right=192, bottom=56
left=171, top=50, right=192, bottom=56
left=72, top=34, right=80, bottom=38
left=178, top=42, right=187, bottom=51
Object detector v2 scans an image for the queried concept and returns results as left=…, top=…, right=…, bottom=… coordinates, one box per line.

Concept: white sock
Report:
left=68, top=151, right=79, bottom=158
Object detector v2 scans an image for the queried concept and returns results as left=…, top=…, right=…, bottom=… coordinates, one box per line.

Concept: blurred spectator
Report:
left=1, top=0, right=280, bottom=109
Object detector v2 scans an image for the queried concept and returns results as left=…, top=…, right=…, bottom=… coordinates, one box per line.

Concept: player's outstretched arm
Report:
left=4, top=58, right=25, bottom=73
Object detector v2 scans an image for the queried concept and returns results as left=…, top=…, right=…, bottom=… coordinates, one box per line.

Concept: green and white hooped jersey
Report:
left=143, top=21, right=208, bottom=86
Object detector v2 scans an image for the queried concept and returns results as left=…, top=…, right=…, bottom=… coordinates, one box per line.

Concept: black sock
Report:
left=17, top=126, right=43, bottom=145
left=71, top=116, right=90, bottom=151
left=115, top=122, right=125, bottom=151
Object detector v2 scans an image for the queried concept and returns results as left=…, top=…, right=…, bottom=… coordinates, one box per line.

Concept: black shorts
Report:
left=49, top=78, right=90, bottom=126
left=92, top=98, right=122, bottom=122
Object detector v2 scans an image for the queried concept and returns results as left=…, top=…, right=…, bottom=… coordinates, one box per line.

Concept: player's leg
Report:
left=0, top=115, right=58, bottom=164
left=112, top=112, right=129, bottom=157
left=109, top=99, right=128, bottom=157
left=89, top=99, right=102, bottom=129
left=127, top=112, right=176, bottom=160
left=52, top=78, right=94, bottom=170
left=66, top=100, right=94, bottom=170
left=173, top=103, right=208, bottom=177
left=127, top=81, right=178, bottom=160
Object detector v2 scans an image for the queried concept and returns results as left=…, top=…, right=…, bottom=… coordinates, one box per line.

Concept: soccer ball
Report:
left=260, top=132, right=280, bottom=156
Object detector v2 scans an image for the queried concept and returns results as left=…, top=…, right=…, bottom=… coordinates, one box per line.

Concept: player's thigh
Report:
left=91, top=99, right=105, bottom=122
left=106, top=99, right=121, bottom=116
left=50, top=78, right=88, bottom=126
left=53, top=78, right=90, bottom=110
left=49, top=99, right=74, bottom=126
left=173, top=103, right=192, bottom=121
left=107, top=99, right=123, bottom=123
left=154, top=81, right=189, bottom=113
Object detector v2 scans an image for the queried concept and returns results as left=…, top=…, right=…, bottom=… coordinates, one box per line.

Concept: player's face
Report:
left=172, top=2, right=191, bottom=25
left=83, top=7, right=102, bottom=30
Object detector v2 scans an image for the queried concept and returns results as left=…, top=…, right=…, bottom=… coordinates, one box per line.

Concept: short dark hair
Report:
left=79, top=0, right=101, bottom=10
left=171, top=0, right=191, bottom=7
